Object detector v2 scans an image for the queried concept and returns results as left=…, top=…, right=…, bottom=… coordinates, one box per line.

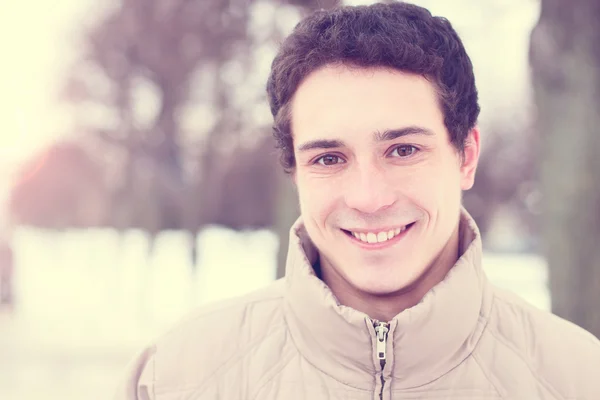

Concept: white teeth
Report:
left=350, top=225, right=410, bottom=244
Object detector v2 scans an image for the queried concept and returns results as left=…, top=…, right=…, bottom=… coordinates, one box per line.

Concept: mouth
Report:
left=341, top=222, right=416, bottom=249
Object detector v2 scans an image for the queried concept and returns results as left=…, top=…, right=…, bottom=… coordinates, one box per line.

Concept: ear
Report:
left=460, top=126, right=480, bottom=191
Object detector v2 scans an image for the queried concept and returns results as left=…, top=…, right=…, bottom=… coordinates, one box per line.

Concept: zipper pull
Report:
left=374, top=322, right=389, bottom=361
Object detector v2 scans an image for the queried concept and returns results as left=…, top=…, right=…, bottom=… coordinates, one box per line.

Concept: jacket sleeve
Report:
left=113, top=345, right=156, bottom=400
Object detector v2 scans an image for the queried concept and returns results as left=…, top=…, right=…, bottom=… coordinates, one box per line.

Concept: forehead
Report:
left=291, top=65, right=445, bottom=141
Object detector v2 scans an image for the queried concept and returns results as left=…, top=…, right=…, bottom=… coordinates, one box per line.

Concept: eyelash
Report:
left=389, top=144, right=419, bottom=158
left=312, top=144, right=420, bottom=166
left=313, top=154, right=345, bottom=166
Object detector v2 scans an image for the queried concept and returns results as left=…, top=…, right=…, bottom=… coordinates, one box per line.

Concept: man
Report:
left=116, top=2, right=600, bottom=399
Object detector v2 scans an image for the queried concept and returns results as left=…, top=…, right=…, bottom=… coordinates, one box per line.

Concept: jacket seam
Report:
left=186, top=324, right=287, bottom=398
left=161, top=296, right=283, bottom=340
left=250, top=345, right=297, bottom=400
left=488, top=293, right=565, bottom=400
left=494, top=292, right=600, bottom=348
left=282, top=304, right=372, bottom=392
left=396, top=299, right=492, bottom=392
left=390, top=389, right=502, bottom=398
left=470, top=294, right=505, bottom=399
left=487, top=328, right=564, bottom=400
left=472, top=352, right=503, bottom=399
left=153, top=323, right=287, bottom=397
left=397, top=314, right=496, bottom=393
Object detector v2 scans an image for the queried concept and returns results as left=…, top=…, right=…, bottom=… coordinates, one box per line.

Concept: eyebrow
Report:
left=296, top=126, right=435, bottom=152
left=374, top=126, right=435, bottom=141
left=297, top=139, right=345, bottom=152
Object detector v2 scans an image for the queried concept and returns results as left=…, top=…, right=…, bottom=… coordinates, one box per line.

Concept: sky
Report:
left=0, top=0, right=111, bottom=166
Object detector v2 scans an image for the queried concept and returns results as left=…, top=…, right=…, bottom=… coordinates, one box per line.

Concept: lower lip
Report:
left=343, top=223, right=415, bottom=250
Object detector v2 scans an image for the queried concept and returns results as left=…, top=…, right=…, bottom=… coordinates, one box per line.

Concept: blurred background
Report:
left=0, top=0, right=598, bottom=399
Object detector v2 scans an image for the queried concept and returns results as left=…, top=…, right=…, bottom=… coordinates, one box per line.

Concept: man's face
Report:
left=291, top=65, right=479, bottom=296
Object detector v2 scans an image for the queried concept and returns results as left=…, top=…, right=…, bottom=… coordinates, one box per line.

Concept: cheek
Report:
left=392, top=162, right=462, bottom=209
left=297, top=176, right=339, bottom=221
left=389, top=164, right=434, bottom=197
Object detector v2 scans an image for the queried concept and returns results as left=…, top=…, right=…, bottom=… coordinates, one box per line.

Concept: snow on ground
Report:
left=0, top=226, right=548, bottom=400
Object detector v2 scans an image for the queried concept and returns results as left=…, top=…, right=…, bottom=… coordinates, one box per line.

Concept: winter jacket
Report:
left=115, top=209, right=600, bottom=399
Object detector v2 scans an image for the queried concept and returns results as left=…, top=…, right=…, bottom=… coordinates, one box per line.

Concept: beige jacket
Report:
left=115, top=210, right=600, bottom=399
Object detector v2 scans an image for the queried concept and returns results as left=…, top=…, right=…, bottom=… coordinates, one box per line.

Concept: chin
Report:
left=348, top=265, right=423, bottom=296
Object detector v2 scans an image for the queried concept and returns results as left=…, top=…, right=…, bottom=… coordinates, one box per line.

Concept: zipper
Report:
left=373, top=321, right=389, bottom=400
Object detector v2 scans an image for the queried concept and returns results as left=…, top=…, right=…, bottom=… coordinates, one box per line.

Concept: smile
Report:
left=342, top=222, right=415, bottom=246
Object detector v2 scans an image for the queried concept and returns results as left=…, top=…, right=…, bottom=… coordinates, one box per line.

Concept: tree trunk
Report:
left=529, top=0, right=600, bottom=338
left=275, top=172, right=299, bottom=279
left=153, top=85, right=185, bottom=230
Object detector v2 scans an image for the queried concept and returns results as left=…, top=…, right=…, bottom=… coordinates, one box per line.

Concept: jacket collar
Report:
left=283, top=208, right=493, bottom=390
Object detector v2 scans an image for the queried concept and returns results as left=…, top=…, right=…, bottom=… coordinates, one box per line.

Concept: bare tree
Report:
left=67, top=0, right=255, bottom=234
left=529, top=0, right=600, bottom=337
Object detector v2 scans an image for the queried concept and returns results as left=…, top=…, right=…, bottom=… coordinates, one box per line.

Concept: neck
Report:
left=321, top=224, right=461, bottom=322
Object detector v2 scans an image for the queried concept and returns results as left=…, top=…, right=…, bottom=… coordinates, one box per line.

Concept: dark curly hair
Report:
left=266, top=1, right=480, bottom=173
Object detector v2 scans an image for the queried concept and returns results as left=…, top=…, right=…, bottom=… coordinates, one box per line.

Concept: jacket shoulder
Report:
left=115, top=279, right=289, bottom=399
left=488, top=286, right=600, bottom=399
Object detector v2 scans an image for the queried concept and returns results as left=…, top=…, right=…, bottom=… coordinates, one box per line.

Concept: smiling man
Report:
left=289, top=66, right=478, bottom=322
left=116, top=2, right=600, bottom=399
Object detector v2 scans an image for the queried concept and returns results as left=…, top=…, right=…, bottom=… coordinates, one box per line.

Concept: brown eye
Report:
left=316, top=155, right=343, bottom=166
left=391, top=145, right=418, bottom=158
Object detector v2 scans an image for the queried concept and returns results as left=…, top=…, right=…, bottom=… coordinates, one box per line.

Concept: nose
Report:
left=343, top=162, right=396, bottom=214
